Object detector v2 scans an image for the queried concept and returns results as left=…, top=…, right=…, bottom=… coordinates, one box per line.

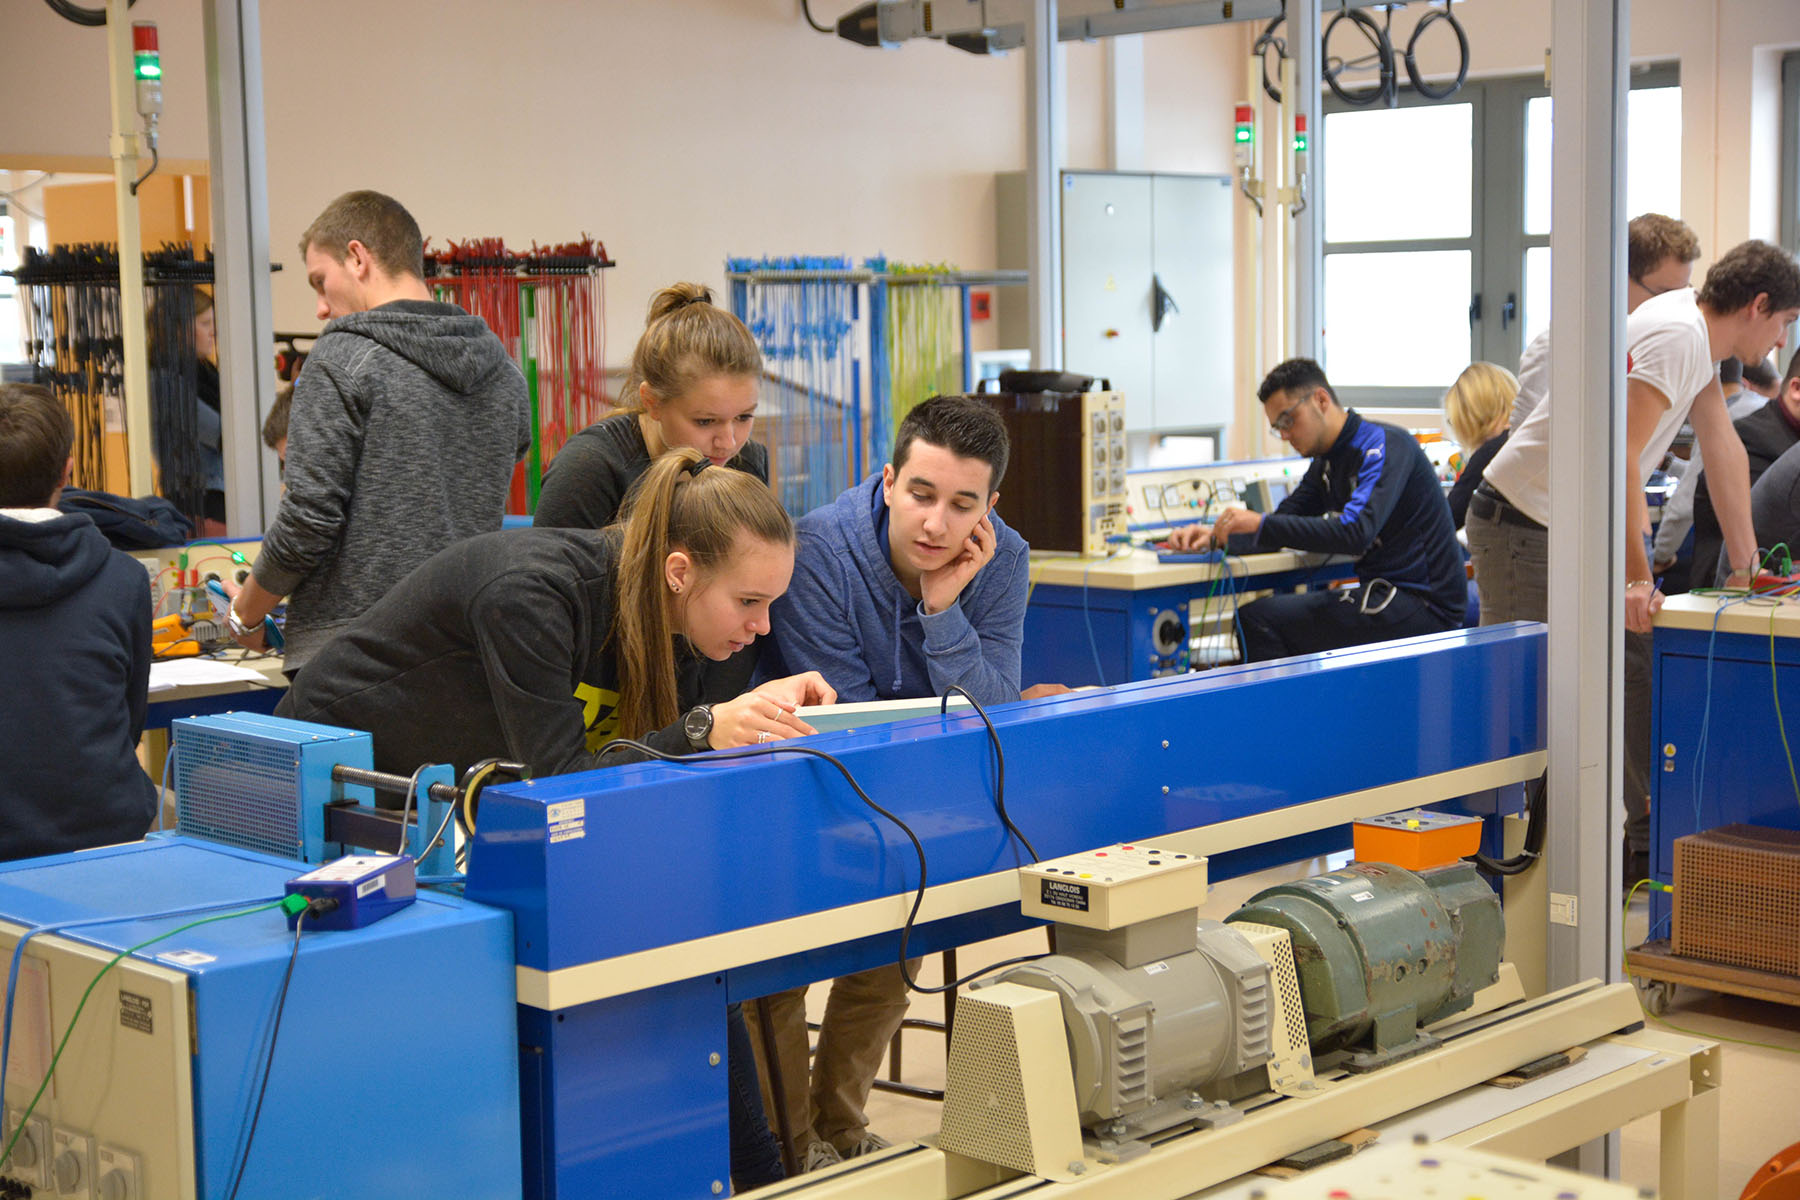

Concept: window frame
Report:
left=1320, top=62, right=1680, bottom=410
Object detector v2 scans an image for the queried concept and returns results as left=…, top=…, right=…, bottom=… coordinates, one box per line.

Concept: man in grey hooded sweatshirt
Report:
left=226, top=191, right=530, bottom=671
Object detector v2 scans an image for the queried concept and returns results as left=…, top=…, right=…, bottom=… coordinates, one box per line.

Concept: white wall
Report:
left=3, top=0, right=1794, bottom=376
left=1, top=0, right=1241, bottom=362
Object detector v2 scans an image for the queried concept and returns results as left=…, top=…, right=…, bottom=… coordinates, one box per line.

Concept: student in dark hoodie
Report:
left=1167, top=358, right=1465, bottom=661
left=223, top=191, right=530, bottom=672
left=0, top=384, right=157, bottom=861
left=280, top=448, right=824, bottom=1191
left=750, top=395, right=1028, bottom=1172
left=279, top=449, right=834, bottom=777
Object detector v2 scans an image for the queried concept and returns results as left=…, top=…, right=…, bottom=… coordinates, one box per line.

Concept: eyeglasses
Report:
left=1268, top=397, right=1308, bottom=437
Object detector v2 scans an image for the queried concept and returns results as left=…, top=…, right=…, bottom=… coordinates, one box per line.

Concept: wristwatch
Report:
left=226, top=605, right=256, bottom=638
left=682, top=705, right=714, bottom=751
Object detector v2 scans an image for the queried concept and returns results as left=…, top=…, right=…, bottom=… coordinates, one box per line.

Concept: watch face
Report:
left=684, top=705, right=712, bottom=745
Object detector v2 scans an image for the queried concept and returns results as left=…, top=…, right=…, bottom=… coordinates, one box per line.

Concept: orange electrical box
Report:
left=1352, top=810, right=1483, bottom=871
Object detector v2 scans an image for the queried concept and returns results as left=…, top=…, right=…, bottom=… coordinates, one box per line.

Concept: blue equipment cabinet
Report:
left=0, top=838, right=521, bottom=1199
left=465, top=623, right=1545, bottom=1198
left=1647, top=597, right=1800, bottom=937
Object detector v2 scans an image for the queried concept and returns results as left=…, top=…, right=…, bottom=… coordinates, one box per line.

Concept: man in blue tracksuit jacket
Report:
left=752, top=395, right=1028, bottom=1171
left=1170, top=357, right=1464, bottom=661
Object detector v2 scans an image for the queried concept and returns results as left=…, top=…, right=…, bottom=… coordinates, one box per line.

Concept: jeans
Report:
left=1235, top=585, right=1456, bottom=663
left=1466, top=501, right=1548, bottom=625
left=727, top=1001, right=786, bottom=1188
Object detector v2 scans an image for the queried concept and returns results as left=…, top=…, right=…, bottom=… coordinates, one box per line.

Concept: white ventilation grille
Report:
left=1231, top=922, right=1315, bottom=1095
left=939, top=990, right=1039, bottom=1173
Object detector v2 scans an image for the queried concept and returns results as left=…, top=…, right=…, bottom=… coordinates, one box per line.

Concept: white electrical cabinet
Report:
left=998, top=170, right=1235, bottom=435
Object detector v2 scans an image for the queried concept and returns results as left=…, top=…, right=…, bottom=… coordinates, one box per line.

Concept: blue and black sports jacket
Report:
left=1250, top=411, right=1466, bottom=622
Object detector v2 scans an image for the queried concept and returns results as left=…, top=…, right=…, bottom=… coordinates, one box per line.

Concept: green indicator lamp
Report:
left=1233, top=102, right=1255, bottom=170
left=132, top=23, right=163, bottom=118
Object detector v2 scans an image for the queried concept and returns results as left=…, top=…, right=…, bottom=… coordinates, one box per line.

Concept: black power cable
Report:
left=939, top=684, right=1040, bottom=863
left=43, top=0, right=132, bottom=26
left=225, top=898, right=335, bottom=1200
left=1465, top=773, right=1546, bottom=877
left=1323, top=4, right=1395, bottom=108
left=800, top=0, right=832, bottom=34
left=1404, top=2, right=1470, bottom=102
left=594, top=736, right=1044, bottom=994
left=1254, top=12, right=1287, bottom=104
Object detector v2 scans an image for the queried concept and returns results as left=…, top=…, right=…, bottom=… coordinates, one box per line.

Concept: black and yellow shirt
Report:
left=279, top=527, right=721, bottom=777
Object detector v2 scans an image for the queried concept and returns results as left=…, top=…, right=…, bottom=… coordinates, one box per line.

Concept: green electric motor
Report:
left=1227, top=861, right=1503, bottom=1069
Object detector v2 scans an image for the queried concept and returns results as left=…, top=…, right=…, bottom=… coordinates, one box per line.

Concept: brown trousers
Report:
left=744, top=962, right=917, bottom=1157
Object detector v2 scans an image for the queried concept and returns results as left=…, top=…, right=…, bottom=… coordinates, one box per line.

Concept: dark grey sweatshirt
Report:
left=255, top=299, right=530, bottom=669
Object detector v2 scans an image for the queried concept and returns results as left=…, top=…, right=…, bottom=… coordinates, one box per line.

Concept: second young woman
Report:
left=534, top=282, right=766, bottom=531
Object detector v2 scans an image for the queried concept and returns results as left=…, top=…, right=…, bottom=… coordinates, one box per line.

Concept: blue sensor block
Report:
left=285, top=854, right=417, bottom=930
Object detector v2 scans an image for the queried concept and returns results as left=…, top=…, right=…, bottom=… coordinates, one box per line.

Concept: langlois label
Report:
left=1039, top=878, right=1090, bottom=912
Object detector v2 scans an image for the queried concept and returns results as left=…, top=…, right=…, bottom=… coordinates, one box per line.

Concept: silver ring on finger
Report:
left=757, top=730, right=773, bottom=744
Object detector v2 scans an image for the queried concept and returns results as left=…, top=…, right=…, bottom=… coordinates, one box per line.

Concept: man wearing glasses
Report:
left=1166, top=357, right=1465, bottom=661
left=1510, top=214, right=1702, bottom=430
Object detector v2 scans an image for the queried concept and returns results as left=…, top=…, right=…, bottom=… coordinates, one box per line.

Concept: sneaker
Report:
left=843, top=1132, right=892, bottom=1158
left=802, top=1141, right=843, bottom=1172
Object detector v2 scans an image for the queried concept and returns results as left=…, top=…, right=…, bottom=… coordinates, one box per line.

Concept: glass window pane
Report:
left=1323, top=250, right=1472, bottom=387
left=1525, top=87, right=1681, bottom=238
left=1628, top=86, right=1682, bottom=219
left=1324, top=105, right=1473, bottom=242
left=1522, top=246, right=1552, bottom=348
left=1524, top=96, right=1551, bottom=236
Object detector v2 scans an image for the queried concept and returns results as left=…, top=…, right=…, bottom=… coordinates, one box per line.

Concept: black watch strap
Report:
left=683, top=704, right=713, bottom=751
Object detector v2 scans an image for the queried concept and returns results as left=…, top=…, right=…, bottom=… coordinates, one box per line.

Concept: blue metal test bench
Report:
left=462, top=623, right=1546, bottom=1197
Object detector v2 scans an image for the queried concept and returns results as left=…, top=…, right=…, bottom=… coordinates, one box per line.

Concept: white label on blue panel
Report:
left=356, top=874, right=384, bottom=899
left=159, top=949, right=215, bottom=966
left=547, top=798, right=587, bottom=843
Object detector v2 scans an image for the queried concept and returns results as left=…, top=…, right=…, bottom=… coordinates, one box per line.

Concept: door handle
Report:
left=1468, top=293, right=1481, bottom=327
left=1152, top=274, right=1179, bottom=333
left=1501, top=292, right=1518, bottom=331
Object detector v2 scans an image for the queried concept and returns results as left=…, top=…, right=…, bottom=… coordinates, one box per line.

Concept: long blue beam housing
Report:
left=463, top=623, right=1545, bottom=1199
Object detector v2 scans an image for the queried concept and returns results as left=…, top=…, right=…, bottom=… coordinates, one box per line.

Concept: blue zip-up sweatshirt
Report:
left=1252, top=411, right=1465, bottom=622
left=760, top=474, right=1030, bottom=706
left=0, top=509, right=157, bottom=861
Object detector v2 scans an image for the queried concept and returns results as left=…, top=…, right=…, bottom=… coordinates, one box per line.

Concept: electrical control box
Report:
left=0, top=838, right=519, bottom=1200
left=1020, top=842, right=1208, bottom=929
left=983, top=386, right=1128, bottom=557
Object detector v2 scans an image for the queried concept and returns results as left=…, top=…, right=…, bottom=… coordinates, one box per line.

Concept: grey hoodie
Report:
left=255, top=299, right=530, bottom=669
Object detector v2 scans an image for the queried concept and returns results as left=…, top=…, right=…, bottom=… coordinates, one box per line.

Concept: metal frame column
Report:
left=1026, top=0, right=1064, bottom=370
left=203, top=0, right=280, bottom=535
left=1289, top=0, right=1321, bottom=360
left=1546, top=0, right=1628, bottom=1173
left=105, top=0, right=152, bottom=496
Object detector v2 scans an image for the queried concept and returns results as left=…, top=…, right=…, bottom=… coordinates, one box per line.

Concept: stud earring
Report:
left=671, top=583, right=682, bottom=594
